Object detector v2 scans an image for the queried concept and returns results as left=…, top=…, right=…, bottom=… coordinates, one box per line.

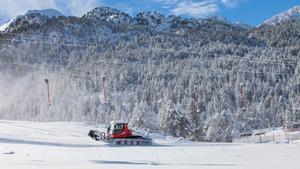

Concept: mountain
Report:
left=25, top=9, right=63, bottom=18
left=263, top=6, right=300, bottom=25
left=0, top=6, right=300, bottom=142
left=83, top=7, right=131, bottom=24
left=3, top=9, right=63, bottom=32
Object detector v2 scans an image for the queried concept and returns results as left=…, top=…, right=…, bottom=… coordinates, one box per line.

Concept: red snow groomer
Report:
left=88, top=121, right=152, bottom=145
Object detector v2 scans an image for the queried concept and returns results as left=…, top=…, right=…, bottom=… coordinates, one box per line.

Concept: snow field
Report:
left=0, top=120, right=300, bottom=169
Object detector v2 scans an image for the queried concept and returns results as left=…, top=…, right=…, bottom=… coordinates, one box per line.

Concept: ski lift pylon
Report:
left=44, top=72, right=51, bottom=106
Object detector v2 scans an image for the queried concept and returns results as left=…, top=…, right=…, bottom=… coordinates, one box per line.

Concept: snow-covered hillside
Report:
left=0, top=19, right=13, bottom=31
left=0, top=9, right=63, bottom=31
left=263, top=6, right=300, bottom=25
left=0, top=120, right=300, bottom=169
left=1, top=6, right=300, bottom=142
left=3, top=9, right=63, bottom=32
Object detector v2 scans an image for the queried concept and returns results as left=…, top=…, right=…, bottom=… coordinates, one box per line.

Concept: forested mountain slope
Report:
left=0, top=6, right=300, bottom=141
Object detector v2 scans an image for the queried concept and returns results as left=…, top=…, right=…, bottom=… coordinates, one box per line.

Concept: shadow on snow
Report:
left=91, top=160, right=240, bottom=166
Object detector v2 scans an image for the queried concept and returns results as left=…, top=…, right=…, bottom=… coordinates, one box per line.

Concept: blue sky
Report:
left=0, top=0, right=299, bottom=26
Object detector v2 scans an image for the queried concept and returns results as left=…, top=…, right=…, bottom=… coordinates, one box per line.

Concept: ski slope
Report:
left=0, top=120, right=300, bottom=169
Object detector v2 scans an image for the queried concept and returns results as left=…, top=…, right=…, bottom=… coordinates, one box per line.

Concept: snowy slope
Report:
left=263, top=6, right=300, bottom=25
left=0, top=19, right=13, bottom=31
left=0, top=120, right=300, bottom=169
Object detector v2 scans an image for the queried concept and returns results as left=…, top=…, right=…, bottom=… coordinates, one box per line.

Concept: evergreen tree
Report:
left=205, top=110, right=238, bottom=142
left=159, top=99, right=192, bottom=138
left=130, top=100, right=158, bottom=131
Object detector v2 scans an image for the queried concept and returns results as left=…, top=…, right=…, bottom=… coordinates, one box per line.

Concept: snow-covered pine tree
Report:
left=159, top=99, right=192, bottom=138
left=129, top=100, right=158, bottom=131
left=205, top=110, right=239, bottom=142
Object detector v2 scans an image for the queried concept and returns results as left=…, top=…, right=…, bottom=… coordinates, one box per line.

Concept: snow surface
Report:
left=0, top=120, right=300, bottom=169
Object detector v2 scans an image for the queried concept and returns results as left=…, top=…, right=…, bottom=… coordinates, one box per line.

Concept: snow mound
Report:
left=263, top=6, right=300, bottom=25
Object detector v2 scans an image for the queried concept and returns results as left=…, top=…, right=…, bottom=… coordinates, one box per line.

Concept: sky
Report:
left=0, top=0, right=299, bottom=26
